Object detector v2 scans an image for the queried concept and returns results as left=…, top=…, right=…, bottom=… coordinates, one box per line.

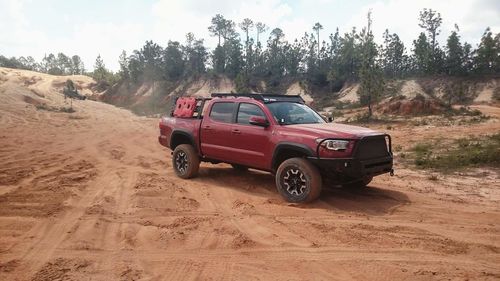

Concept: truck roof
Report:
left=211, top=93, right=305, bottom=104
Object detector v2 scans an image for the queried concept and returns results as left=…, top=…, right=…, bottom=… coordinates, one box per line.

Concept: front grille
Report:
left=355, top=136, right=390, bottom=160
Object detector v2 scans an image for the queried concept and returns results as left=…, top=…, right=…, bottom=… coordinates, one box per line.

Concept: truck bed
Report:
left=159, top=116, right=202, bottom=151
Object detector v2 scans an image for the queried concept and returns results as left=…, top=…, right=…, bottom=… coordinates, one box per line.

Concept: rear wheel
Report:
left=231, top=164, right=248, bottom=172
left=172, top=144, right=200, bottom=179
left=343, top=176, right=373, bottom=188
left=276, top=158, right=322, bottom=203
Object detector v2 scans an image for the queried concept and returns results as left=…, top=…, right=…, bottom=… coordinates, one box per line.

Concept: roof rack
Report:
left=211, top=93, right=305, bottom=104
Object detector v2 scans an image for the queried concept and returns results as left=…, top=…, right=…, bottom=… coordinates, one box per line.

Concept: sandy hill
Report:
left=102, top=74, right=238, bottom=115
left=335, top=78, right=499, bottom=104
left=103, top=75, right=320, bottom=115
left=0, top=67, right=101, bottom=111
left=102, top=74, right=500, bottom=116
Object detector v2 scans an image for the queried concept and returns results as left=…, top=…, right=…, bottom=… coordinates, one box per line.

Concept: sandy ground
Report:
left=0, top=68, right=499, bottom=280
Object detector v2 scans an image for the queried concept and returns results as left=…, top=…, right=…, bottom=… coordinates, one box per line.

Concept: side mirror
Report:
left=322, top=115, right=334, bottom=123
left=249, top=116, right=269, bottom=127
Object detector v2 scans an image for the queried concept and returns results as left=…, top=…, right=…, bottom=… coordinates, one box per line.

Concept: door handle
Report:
left=203, top=125, right=212, bottom=130
left=231, top=129, right=241, bottom=134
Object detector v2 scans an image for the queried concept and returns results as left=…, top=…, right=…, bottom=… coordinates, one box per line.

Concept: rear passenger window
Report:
left=209, top=102, right=235, bottom=123
left=237, top=103, right=265, bottom=124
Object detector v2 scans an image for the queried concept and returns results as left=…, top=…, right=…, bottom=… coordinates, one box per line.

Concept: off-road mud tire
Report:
left=276, top=158, right=322, bottom=203
left=172, top=144, right=200, bottom=179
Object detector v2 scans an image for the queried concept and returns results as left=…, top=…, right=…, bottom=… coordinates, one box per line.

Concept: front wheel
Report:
left=275, top=158, right=322, bottom=203
left=172, top=144, right=200, bottom=179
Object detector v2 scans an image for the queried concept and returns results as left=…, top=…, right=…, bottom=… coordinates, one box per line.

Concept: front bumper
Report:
left=310, top=134, right=394, bottom=180
left=308, top=155, right=393, bottom=179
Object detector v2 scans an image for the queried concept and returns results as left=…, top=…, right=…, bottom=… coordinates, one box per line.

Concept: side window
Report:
left=237, top=103, right=266, bottom=125
left=209, top=102, right=235, bottom=123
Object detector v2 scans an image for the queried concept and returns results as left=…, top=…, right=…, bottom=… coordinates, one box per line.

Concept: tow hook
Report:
left=390, top=169, right=395, bottom=176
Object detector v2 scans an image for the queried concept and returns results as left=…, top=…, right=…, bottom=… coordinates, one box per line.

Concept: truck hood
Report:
left=281, top=123, right=382, bottom=139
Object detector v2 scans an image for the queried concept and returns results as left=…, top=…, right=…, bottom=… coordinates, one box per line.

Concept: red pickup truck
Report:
left=159, top=93, right=393, bottom=203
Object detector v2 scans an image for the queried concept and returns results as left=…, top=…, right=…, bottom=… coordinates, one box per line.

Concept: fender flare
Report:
left=170, top=129, right=197, bottom=152
left=271, top=142, right=315, bottom=170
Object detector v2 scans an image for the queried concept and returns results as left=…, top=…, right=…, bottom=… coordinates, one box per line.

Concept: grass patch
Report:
left=334, top=100, right=361, bottom=110
left=427, top=174, right=439, bottom=181
left=411, top=119, right=429, bottom=126
left=410, top=134, right=500, bottom=171
left=444, top=106, right=483, bottom=117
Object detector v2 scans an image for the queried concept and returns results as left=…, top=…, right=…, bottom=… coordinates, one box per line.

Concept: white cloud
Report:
left=0, top=0, right=147, bottom=71
left=345, top=0, right=500, bottom=50
left=62, top=22, right=146, bottom=70
left=1, top=0, right=499, bottom=71
left=150, top=0, right=293, bottom=47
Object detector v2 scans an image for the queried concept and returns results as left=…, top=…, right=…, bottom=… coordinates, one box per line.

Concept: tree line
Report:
left=0, top=53, right=85, bottom=75
left=118, top=9, right=499, bottom=89
left=2, top=8, right=499, bottom=93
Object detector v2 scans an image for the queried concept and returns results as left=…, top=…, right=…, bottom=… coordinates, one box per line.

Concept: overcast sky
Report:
left=1, top=0, right=499, bottom=71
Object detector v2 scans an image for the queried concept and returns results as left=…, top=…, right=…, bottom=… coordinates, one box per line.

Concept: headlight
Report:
left=318, top=139, right=350, bottom=151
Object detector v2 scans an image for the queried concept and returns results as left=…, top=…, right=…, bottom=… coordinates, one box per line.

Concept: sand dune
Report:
left=0, top=68, right=499, bottom=280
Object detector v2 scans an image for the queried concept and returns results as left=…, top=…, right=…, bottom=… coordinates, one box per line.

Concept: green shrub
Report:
left=410, top=134, right=500, bottom=171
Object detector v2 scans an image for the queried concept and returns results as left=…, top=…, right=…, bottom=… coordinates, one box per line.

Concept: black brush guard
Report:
left=308, top=134, right=394, bottom=181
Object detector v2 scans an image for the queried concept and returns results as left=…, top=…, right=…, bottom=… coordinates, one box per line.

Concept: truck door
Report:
left=229, top=102, right=271, bottom=169
left=200, top=102, right=236, bottom=162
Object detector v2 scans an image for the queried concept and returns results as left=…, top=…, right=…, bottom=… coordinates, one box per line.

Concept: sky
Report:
left=1, top=0, right=499, bottom=71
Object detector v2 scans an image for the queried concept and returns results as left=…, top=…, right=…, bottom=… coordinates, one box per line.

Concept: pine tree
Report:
left=164, top=41, right=185, bottom=79
left=71, top=55, right=84, bottom=75
left=265, top=28, right=287, bottom=87
left=225, top=38, right=243, bottom=79
left=418, top=8, right=443, bottom=74
left=208, top=14, right=226, bottom=46
left=128, top=51, right=143, bottom=83
left=337, top=28, right=361, bottom=81
left=255, top=22, right=268, bottom=47
left=358, top=11, right=384, bottom=119
left=382, top=30, right=406, bottom=78
left=57, top=53, right=71, bottom=75
left=239, top=18, right=254, bottom=74
left=413, top=32, right=431, bottom=74
left=474, top=27, right=497, bottom=74
left=312, top=23, right=323, bottom=61
left=212, top=45, right=226, bottom=74
left=462, top=42, right=474, bottom=74
left=183, top=33, right=207, bottom=76
left=494, top=33, right=500, bottom=73
left=445, top=26, right=464, bottom=75
left=140, top=40, right=163, bottom=81
left=118, top=50, right=129, bottom=80
left=93, top=54, right=108, bottom=81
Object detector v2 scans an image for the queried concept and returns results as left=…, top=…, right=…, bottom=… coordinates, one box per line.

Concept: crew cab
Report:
left=159, top=93, right=393, bottom=203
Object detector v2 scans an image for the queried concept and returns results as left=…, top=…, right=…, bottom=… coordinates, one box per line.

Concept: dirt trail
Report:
left=0, top=68, right=499, bottom=280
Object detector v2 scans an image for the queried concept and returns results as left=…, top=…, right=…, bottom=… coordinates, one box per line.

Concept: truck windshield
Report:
left=265, top=102, right=325, bottom=125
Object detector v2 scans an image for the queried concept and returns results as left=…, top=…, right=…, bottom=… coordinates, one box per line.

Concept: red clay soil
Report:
left=0, top=67, right=499, bottom=280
